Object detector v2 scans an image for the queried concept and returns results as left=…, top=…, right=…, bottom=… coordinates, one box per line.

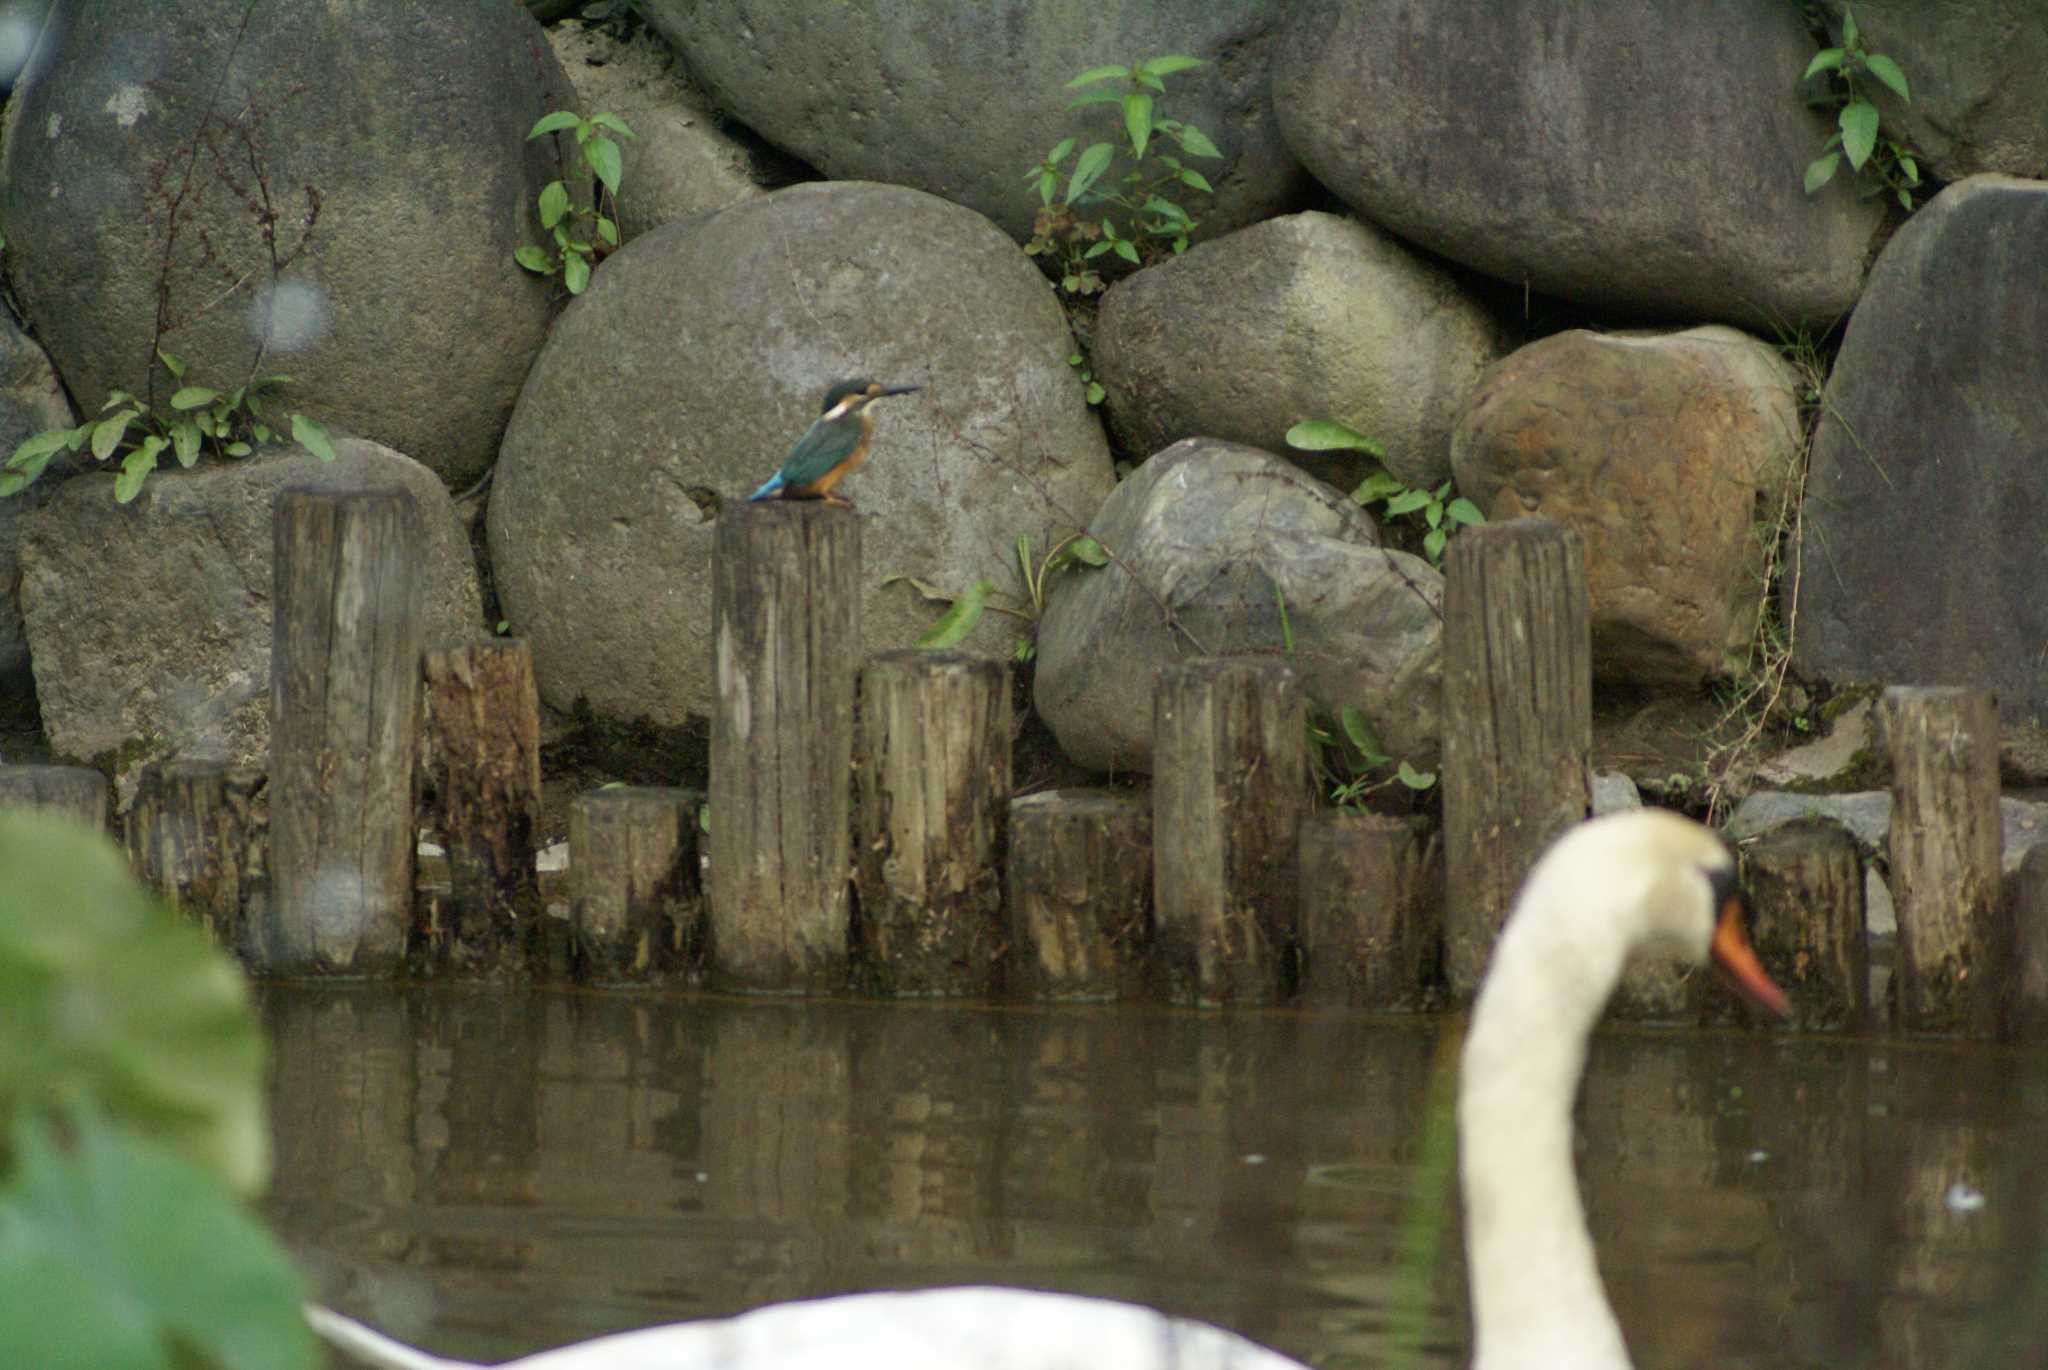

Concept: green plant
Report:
left=1801, top=7, right=1921, bottom=209
left=1024, top=56, right=1222, bottom=295
left=904, top=532, right=1107, bottom=662
left=0, top=350, right=335, bottom=504
left=516, top=110, right=635, bottom=295
left=1275, top=585, right=1436, bottom=808
left=1068, top=352, right=1105, bottom=406
left=1285, top=419, right=1484, bottom=567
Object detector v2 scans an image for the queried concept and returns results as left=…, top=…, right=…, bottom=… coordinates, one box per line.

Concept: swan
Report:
left=307, top=808, right=1787, bottom=1370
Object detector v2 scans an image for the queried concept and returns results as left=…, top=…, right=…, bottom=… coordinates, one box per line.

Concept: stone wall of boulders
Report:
left=0, top=0, right=2042, bottom=800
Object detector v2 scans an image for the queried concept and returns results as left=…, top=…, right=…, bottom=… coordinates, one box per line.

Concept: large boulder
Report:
left=1035, top=438, right=1442, bottom=774
left=1793, top=176, right=2048, bottom=728
left=487, top=181, right=1115, bottom=727
left=1094, top=211, right=1506, bottom=490
left=1272, top=0, right=1884, bottom=329
left=0, top=0, right=575, bottom=489
left=20, top=440, right=482, bottom=797
left=1452, top=326, right=1800, bottom=687
left=636, top=0, right=1311, bottom=243
left=1816, top=1, right=2048, bottom=182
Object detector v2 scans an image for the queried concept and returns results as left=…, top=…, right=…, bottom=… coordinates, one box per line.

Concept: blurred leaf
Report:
left=1802, top=47, right=1844, bottom=79
left=1064, top=88, right=1123, bottom=109
left=1863, top=52, right=1908, bottom=101
left=10, top=429, right=72, bottom=469
left=1397, top=760, right=1437, bottom=790
left=1047, top=137, right=1075, bottom=164
left=1122, top=91, right=1153, bottom=156
left=290, top=415, right=336, bottom=463
left=528, top=109, right=582, bottom=138
left=1285, top=419, right=1383, bottom=454
left=1066, top=141, right=1115, bottom=202
left=1114, top=238, right=1140, bottom=263
left=88, top=411, right=134, bottom=462
left=587, top=110, right=635, bottom=139
left=1384, top=489, right=1431, bottom=516
left=0, top=1111, right=314, bottom=1370
left=1086, top=381, right=1106, bottom=404
left=917, top=578, right=992, bottom=648
left=1841, top=7, right=1859, bottom=50
left=155, top=351, right=185, bottom=380
left=1340, top=706, right=1389, bottom=765
left=586, top=136, right=623, bottom=194
left=1839, top=99, right=1879, bottom=169
left=1066, top=64, right=1128, bottom=88
left=1425, top=527, right=1448, bottom=562
left=1179, top=168, right=1213, bottom=193
left=1446, top=497, right=1486, bottom=526
left=1178, top=123, right=1222, bottom=158
left=1139, top=54, right=1206, bottom=78
left=171, top=419, right=201, bottom=467
left=597, top=216, right=619, bottom=246
left=564, top=253, right=591, bottom=294
left=1804, top=151, right=1842, bottom=193
left=538, top=180, right=570, bottom=229
left=1065, top=535, right=1109, bottom=566
left=169, top=386, right=219, bottom=411
left=514, top=244, right=554, bottom=274
left=114, top=447, right=156, bottom=502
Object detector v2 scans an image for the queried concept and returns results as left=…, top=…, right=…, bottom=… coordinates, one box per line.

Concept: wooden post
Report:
left=852, top=650, right=1009, bottom=997
left=1738, top=817, right=1868, bottom=1029
left=1882, top=685, right=2001, bottom=1034
left=1152, top=656, right=1306, bottom=1005
left=708, top=501, right=861, bottom=993
left=0, top=764, right=108, bottom=829
left=419, top=640, right=544, bottom=977
left=1441, top=517, right=1591, bottom=1000
left=2010, top=842, right=2048, bottom=1039
left=1006, top=789, right=1152, bottom=1001
left=123, top=760, right=265, bottom=954
left=265, top=486, right=424, bottom=977
left=1298, top=812, right=1441, bottom=1010
left=569, top=786, right=703, bottom=984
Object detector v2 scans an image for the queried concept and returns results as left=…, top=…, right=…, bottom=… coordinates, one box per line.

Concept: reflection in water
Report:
left=262, top=988, right=2048, bottom=1369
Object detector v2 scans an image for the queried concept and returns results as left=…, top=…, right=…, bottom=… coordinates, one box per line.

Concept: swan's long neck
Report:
left=1458, top=886, right=1635, bottom=1370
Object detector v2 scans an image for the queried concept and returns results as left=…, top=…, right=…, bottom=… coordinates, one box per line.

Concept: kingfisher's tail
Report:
left=747, top=472, right=785, bottom=501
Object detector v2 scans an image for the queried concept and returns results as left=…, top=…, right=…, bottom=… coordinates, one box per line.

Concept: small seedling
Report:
left=517, top=110, right=635, bottom=295
left=1801, top=7, right=1920, bottom=209
left=1285, top=419, right=1483, bottom=567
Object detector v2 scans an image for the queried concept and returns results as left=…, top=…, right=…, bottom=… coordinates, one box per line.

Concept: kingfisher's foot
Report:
left=822, top=492, right=857, bottom=510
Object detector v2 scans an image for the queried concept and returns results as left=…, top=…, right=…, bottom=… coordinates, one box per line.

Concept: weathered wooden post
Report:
left=570, top=785, right=702, bottom=983
left=124, top=760, right=266, bottom=953
left=708, top=501, right=859, bottom=992
left=2010, top=842, right=2048, bottom=1039
left=265, top=486, right=424, bottom=976
left=852, top=650, right=1009, bottom=997
left=419, top=640, right=544, bottom=976
left=1738, top=817, right=1868, bottom=1029
left=1152, top=656, right=1306, bottom=1005
left=1441, top=517, right=1591, bottom=1001
left=0, top=764, right=109, bottom=829
left=1298, top=812, right=1441, bottom=1010
left=1006, top=789, right=1153, bottom=1001
left=1881, top=685, right=2001, bottom=1034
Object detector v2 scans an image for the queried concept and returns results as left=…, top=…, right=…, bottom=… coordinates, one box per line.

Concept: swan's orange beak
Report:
left=1711, top=896, right=1790, bottom=1019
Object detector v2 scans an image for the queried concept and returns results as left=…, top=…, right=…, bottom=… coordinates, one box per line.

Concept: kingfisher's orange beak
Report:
left=1711, top=897, right=1790, bottom=1019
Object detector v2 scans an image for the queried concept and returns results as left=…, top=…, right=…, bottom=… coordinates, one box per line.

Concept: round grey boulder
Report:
left=488, top=181, right=1114, bottom=728
left=1035, top=438, right=1442, bottom=775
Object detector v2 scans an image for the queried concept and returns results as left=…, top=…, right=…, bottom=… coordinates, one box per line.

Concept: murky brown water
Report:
left=263, top=986, right=2048, bottom=1369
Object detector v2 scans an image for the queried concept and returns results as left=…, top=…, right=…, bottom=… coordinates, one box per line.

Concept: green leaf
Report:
left=564, top=253, right=591, bottom=294
left=1139, top=54, right=1206, bottom=79
left=515, top=243, right=555, bottom=274
left=1803, top=47, right=1845, bottom=79
left=528, top=109, right=582, bottom=139
left=1384, top=489, right=1431, bottom=516
left=1064, top=88, right=1124, bottom=109
left=1896, top=186, right=1912, bottom=210
left=1841, top=7, right=1859, bottom=50
left=917, top=578, right=992, bottom=648
left=1178, top=168, right=1214, bottom=193
left=0, top=472, right=28, bottom=497
left=586, top=137, right=623, bottom=194
left=155, top=350, right=185, bottom=380
left=1285, top=418, right=1383, bottom=454
left=1353, top=471, right=1406, bottom=503
left=9, top=428, right=74, bottom=469
left=1804, top=151, right=1842, bottom=193
left=1897, top=153, right=1919, bottom=184
left=538, top=180, right=570, bottom=229
left=114, top=445, right=156, bottom=502
left=0, top=1112, right=315, bottom=1370
left=1066, top=64, right=1129, bottom=88
left=1134, top=69, right=1167, bottom=94
left=1339, top=706, right=1387, bottom=763
left=1113, top=238, right=1141, bottom=264
left=1122, top=91, right=1154, bottom=156
left=99, top=389, right=138, bottom=411
left=1840, top=99, right=1879, bottom=170
left=1425, top=527, right=1448, bottom=562
left=587, top=110, right=635, bottom=139
left=290, top=414, right=336, bottom=462
left=1083, top=240, right=1115, bottom=258
left=1177, top=123, right=1222, bottom=158
left=1067, top=141, right=1115, bottom=203
left=89, top=410, right=136, bottom=461
left=169, top=386, right=219, bottom=411
left=1066, top=535, right=1108, bottom=566
left=1086, top=381, right=1105, bottom=405
left=1046, top=137, right=1075, bottom=165
left=171, top=420, right=201, bottom=467
left=1863, top=52, right=1909, bottom=101
left=252, top=423, right=272, bottom=443
left=1446, top=497, right=1486, bottom=526
left=223, top=441, right=252, bottom=457
left=1396, top=760, right=1437, bottom=790
left=597, top=216, right=619, bottom=246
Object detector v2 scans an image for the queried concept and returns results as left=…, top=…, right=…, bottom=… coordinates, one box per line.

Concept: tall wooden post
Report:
left=0, top=764, right=109, bottom=829
left=124, top=760, right=266, bottom=955
left=1882, top=686, right=2001, bottom=1035
left=1441, top=517, right=1591, bottom=1000
left=708, top=501, right=860, bottom=993
left=419, top=639, right=544, bottom=977
left=1152, top=656, right=1306, bottom=1005
left=265, top=486, right=424, bottom=976
left=852, top=650, right=1009, bottom=997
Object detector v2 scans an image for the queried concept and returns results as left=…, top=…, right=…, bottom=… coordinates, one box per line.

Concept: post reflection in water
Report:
left=261, top=987, right=2048, bottom=1369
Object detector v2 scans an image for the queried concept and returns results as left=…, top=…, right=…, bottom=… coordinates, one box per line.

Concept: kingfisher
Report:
left=746, top=378, right=921, bottom=509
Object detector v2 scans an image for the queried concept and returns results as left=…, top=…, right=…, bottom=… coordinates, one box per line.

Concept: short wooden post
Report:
left=123, top=760, right=266, bottom=954
left=852, top=650, right=1009, bottom=997
left=1882, top=685, right=2001, bottom=1034
left=2010, top=842, right=2048, bottom=1039
left=1441, top=517, right=1592, bottom=1000
left=1152, top=656, right=1306, bottom=1005
left=569, top=786, right=703, bottom=983
left=708, top=502, right=860, bottom=993
left=419, top=640, right=544, bottom=977
left=0, top=764, right=109, bottom=829
left=1006, top=789, right=1152, bottom=1001
left=1298, top=812, right=1440, bottom=1010
left=1739, top=817, right=1868, bottom=1029
left=265, top=486, right=424, bottom=976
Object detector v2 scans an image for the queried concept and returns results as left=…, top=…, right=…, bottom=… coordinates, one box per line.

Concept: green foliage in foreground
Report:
left=1800, top=6, right=1921, bottom=210
left=0, top=811, right=313, bottom=1370
left=0, top=351, right=335, bottom=503
left=517, top=109, right=635, bottom=295
left=1284, top=419, right=1483, bottom=568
